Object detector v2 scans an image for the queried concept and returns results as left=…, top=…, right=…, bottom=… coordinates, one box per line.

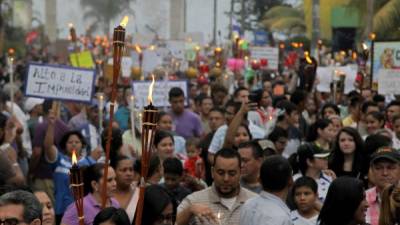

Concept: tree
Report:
left=261, top=5, right=306, bottom=36
left=80, top=0, right=134, bottom=35
left=348, top=0, right=400, bottom=39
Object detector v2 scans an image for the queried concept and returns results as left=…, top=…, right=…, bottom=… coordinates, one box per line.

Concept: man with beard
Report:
left=176, top=148, right=256, bottom=225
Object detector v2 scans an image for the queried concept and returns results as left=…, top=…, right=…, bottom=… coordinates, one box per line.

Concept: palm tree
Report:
left=261, top=5, right=306, bottom=38
left=348, top=0, right=400, bottom=39
left=80, top=0, right=134, bottom=35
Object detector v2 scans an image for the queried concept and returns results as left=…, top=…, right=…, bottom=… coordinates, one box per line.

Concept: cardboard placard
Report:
left=69, top=51, right=95, bottom=68
left=25, top=63, right=96, bottom=103
left=132, top=80, right=188, bottom=108
left=249, top=46, right=279, bottom=70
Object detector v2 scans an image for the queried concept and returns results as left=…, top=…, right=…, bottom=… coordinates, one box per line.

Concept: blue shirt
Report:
left=115, top=106, right=130, bottom=131
left=240, top=191, right=292, bottom=225
left=50, top=151, right=96, bottom=215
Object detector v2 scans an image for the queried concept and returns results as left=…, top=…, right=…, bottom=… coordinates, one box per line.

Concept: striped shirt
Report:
left=177, top=185, right=256, bottom=225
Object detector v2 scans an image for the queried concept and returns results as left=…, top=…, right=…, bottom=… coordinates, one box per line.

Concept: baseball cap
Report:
left=370, top=147, right=400, bottom=164
left=312, top=145, right=331, bottom=158
left=24, top=97, right=45, bottom=112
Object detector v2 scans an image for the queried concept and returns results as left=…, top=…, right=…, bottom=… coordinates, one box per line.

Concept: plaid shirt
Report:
left=366, top=187, right=380, bottom=225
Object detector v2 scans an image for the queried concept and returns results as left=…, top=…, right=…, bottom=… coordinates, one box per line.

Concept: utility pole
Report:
left=212, top=0, right=217, bottom=44
left=365, top=0, right=374, bottom=38
left=311, top=0, right=320, bottom=57
left=228, top=0, right=234, bottom=39
left=45, top=0, right=57, bottom=42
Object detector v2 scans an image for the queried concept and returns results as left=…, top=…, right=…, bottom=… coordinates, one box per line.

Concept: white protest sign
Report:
left=249, top=46, right=279, bottom=70
left=165, top=40, right=186, bottom=59
left=142, top=50, right=163, bottom=73
left=121, top=56, right=133, bottom=78
left=316, top=65, right=358, bottom=94
left=316, top=67, right=333, bottom=93
left=25, top=63, right=95, bottom=102
left=132, top=80, right=188, bottom=108
left=378, top=69, right=400, bottom=95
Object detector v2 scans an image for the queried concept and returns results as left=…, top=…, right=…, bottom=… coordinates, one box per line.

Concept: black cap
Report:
left=370, top=147, right=400, bottom=164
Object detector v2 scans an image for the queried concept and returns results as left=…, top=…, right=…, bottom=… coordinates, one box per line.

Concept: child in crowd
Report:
left=291, top=177, right=319, bottom=225
left=162, top=158, right=191, bottom=205
left=183, top=138, right=204, bottom=179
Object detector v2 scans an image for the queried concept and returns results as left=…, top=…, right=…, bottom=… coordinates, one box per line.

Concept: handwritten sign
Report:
left=378, top=69, right=400, bottom=95
left=25, top=63, right=96, bottom=102
left=132, top=80, right=188, bottom=108
left=249, top=46, right=279, bottom=70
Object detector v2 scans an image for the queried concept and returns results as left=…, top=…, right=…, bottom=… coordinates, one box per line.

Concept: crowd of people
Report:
left=0, top=44, right=400, bottom=225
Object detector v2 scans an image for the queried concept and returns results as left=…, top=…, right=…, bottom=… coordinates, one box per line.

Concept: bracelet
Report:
left=12, top=163, right=19, bottom=167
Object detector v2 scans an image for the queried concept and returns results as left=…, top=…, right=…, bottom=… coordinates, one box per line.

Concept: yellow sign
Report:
left=69, top=51, right=95, bottom=68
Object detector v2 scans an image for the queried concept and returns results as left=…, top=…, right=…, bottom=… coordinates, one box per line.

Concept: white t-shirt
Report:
left=291, top=210, right=318, bottom=225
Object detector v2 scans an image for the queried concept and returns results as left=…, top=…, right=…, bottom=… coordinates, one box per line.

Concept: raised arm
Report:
left=223, top=101, right=252, bottom=148
left=44, top=111, right=57, bottom=163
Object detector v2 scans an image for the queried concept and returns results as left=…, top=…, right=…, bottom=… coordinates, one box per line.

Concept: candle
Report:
left=7, top=49, right=14, bottom=114
left=98, top=93, right=104, bottom=138
left=129, top=95, right=136, bottom=155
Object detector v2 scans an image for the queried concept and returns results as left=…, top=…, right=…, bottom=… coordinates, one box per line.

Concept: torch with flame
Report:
left=134, top=75, right=158, bottom=225
left=69, top=150, right=84, bottom=225
left=101, top=16, right=129, bottom=208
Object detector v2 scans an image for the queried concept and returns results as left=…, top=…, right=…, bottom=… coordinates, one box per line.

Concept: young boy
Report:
left=291, top=177, right=319, bottom=225
left=183, top=137, right=204, bottom=179
left=162, top=157, right=191, bottom=204
left=392, top=115, right=400, bottom=149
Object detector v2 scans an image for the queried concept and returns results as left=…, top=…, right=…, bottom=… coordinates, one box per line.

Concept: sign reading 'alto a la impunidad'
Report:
left=25, top=63, right=96, bottom=103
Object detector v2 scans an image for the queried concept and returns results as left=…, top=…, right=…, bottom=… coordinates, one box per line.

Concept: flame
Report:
left=352, top=52, right=358, bottom=60
left=130, top=95, right=134, bottom=101
left=71, top=150, right=78, bottom=165
left=362, top=43, right=368, bottom=51
left=369, top=32, right=376, bottom=40
left=149, top=45, right=156, bottom=51
left=215, top=47, right=222, bottom=52
left=147, top=74, right=155, bottom=104
left=68, top=23, right=74, bottom=28
left=120, top=16, right=129, bottom=28
left=135, top=44, right=142, bottom=54
left=304, top=51, right=312, bottom=64
left=305, top=56, right=313, bottom=64
left=195, top=46, right=201, bottom=51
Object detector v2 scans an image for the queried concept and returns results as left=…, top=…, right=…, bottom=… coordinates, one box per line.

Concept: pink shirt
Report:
left=366, top=187, right=379, bottom=225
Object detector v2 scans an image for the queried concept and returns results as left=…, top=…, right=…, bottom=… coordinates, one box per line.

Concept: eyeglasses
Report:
left=0, top=218, right=21, bottom=225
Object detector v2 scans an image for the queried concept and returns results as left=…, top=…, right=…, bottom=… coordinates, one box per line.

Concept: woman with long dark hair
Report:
left=140, top=184, right=174, bottom=225
left=329, top=127, right=368, bottom=181
left=318, top=177, right=368, bottom=225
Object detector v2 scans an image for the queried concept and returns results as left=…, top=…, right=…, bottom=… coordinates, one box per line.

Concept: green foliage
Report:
left=80, top=0, right=134, bottom=34
left=347, top=0, right=400, bottom=40
left=373, top=0, right=400, bottom=38
left=261, top=5, right=305, bottom=34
